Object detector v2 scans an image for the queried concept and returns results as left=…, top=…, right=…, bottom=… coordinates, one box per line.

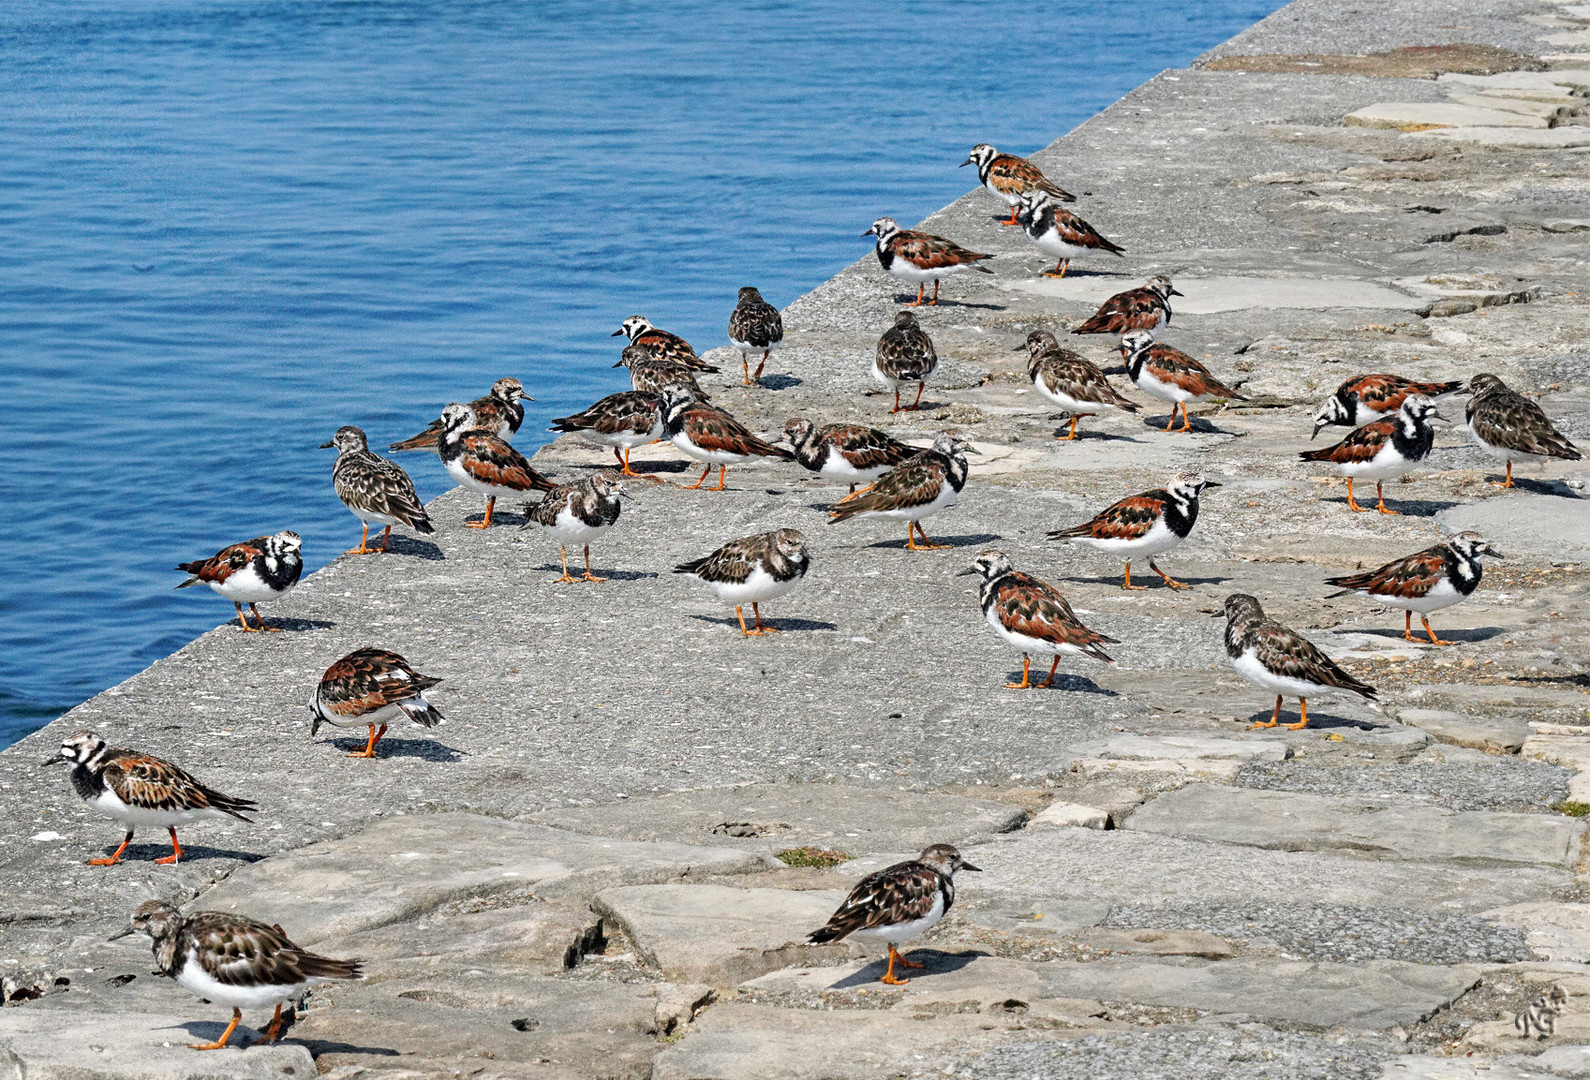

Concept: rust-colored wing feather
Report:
left=994, top=573, right=1117, bottom=661
left=989, top=154, right=1074, bottom=201
left=893, top=231, right=995, bottom=271
left=1073, top=287, right=1162, bottom=335
left=184, top=912, right=361, bottom=986
left=1050, top=493, right=1166, bottom=542
left=1145, top=345, right=1244, bottom=399
left=683, top=406, right=793, bottom=459
left=1251, top=622, right=1377, bottom=698
left=458, top=433, right=557, bottom=492
left=807, top=863, right=942, bottom=942
left=827, top=425, right=917, bottom=472
left=175, top=538, right=268, bottom=586
left=829, top=453, right=945, bottom=521
left=1300, top=417, right=1395, bottom=465
left=101, top=752, right=256, bottom=819
left=1326, top=548, right=1446, bottom=599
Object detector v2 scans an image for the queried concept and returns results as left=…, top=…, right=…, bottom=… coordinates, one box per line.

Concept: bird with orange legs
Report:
left=657, top=386, right=793, bottom=491
left=1223, top=593, right=1377, bottom=730
left=321, top=426, right=435, bottom=554
left=437, top=402, right=557, bottom=528
left=829, top=432, right=973, bottom=551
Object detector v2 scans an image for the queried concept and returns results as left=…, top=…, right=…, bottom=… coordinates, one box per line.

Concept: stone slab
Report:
left=590, top=884, right=849, bottom=986
left=1125, top=786, right=1582, bottom=865
left=1031, top=801, right=1110, bottom=829
left=1438, top=71, right=1590, bottom=95
left=0, top=1007, right=314, bottom=1079
left=1346, top=102, right=1546, bottom=128
left=309, top=899, right=606, bottom=975
left=1534, top=1046, right=1590, bottom=1076
left=1445, top=93, right=1569, bottom=118
left=1411, top=126, right=1590, bottom=147
left=952, top=827, right=1571, bottom=912
left=1000, top=275, right=1423, bottom=313
left=1069, top=734, right=1291, bottom=763
left=196, top=812, right=774, bottom=944
left=1070, top=926, right=1236, bottom=959
left=1485, top=903, right=1590, bottom=963
left=1400, top=709, right=1531, bottom=754
left=1382, top=1057, right=1553, bottom=1080
left=527, top=782, right=1027, bottom=855
left=1439, top=497, right=1590, bottom=559
left=749, top=954, right=1477, bottom=1031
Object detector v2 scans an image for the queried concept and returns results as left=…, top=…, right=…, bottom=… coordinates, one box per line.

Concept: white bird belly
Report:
left=986, top=607, right=1079, bottom=658
left=1034, top=379, right=1121, bottom=416
left=176, top=953, right=308, bottom=1011
left=1073, top=519, right=1181, bottom=559
left=670, top=432, right=748, bottom=466
left=859, top=481, right=958, bottom=524
left=1231, top=650, right=1333, bottom=698
left=887, top=260, right=956, bottom=283
left=1468, top=419, right=1522, bottom=462
left=849, top=894, right=945, bottom=946
left=819, top=454, right=888, bottom=484
left=540, top=503, right=609, bottom=545
left=1335, top=440, right=1415, bottom=481
left=870, top=358, right=900, bottom=392
left=205, top=564, right=282, bottom=604
left=1029, top=229, right=1089, bottom=260
left=443, top=455, right=523, bottom=498
left=700, top=565, right=802, bottom=605
left=315, top=699, right=410, bottom=730
left=91, top=787, right=223, bottom=828
left=1357, top=576, right=1464, bottom=615
left=1132, top=369, right=1192, bottom=405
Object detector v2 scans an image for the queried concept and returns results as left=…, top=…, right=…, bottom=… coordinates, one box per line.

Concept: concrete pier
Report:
left=2, top=0, right=1588, bottom=1075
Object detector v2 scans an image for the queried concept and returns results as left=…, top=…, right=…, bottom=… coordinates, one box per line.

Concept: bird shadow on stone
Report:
left=1358, top=625, right=1506, bottom=645
left=110, top=842, right=264, bottom=864
left=1313, top=494, right=1459, bottom=517
left=465, top=511, right=529, bottom=530
left=889, top=293, right=1005, bottom=312
left=1239, top=707, right=1377, bottom=731
left=756, top=374, right=802, bottom=390
left=325, top=737, right=467, bottom=762
left=1045, top=427, right=1143, bottom=444
left=528, top=563, right=658, bottom=582
left=246, top=617, right=336, bottom=633
left=291, top=1036, right=402, bottom=1057
left=382, top=536, right=445, bottom=561
left=1002, top=671, right=1117, bottom=695
left=1492, top=475, right=1581, bottom=497
left=688, top=614, right=839, bottom=633
left=829, top=948, right=987, bottom=989
left=1037, top=267, right=1133, bottom=279
left=867, top=532, right=1001, bottom=550
left=1513, top=672, right=1590, bottom=689
left=1067, top=571, right=1228, bottom=589
left=1140, top=414, right=1237, bottom=437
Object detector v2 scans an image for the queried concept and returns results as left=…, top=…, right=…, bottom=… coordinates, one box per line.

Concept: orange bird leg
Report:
left=1149, top=560, right=1190, bottom=589
left=1502, top=461, right=1514, bottom=488
left=1122, top=562, right=1148, bottom=591
left=1037, top=655, right=1061, bottom=689
left=1006, top=654, right=1033, bottom=690
left=741, top=356, right=752, bottom=385
left=234, top=602, right=259, bottom=633
left=1402, top=611, right=1418, bottom=642
left=553, top=546, right=578, bottom=584
left=348, top=723, right=388, bottom=758
left=1163, top=406, right=1179, bottom=432
left=1421, top=616, right=1455, bottom=646
left=929, top=279, right=941, bottom=306
left=711, top=465, right=728, bottom=491
left=1374, top=481, right=1400, bottom=515
left=1248, top=695, right=1284, bottom=730
left=1177, top=404, right=1194, bottom=433
left=378, top=525, right=393, bottom=552
left=191, top=1008, right=243, bottom=1051
left=896, top=947, right=926, bottom=970
left=259, top=1003, right=286, bottom=1044
left=907, top=283, right=926, bottom=307
left=467, top=496, right=495, bottom=528
left=1043, top=259, right=1069, bottom=278
left=684, top=465, right=713, bottom=490
left=1003, top=206, right=1020, bottom=226
left=1343, top=478, right=1367, bottom=513
left=750, top=602, right=778, bottom=634
left=908, top=521, right=948, bottom=550
left=581, top=545, right=606, bottom=583
left=754, top=351, right=769, bottom=381
left=734, top=606, right=750, bottom=637
left=249, top=604, right=282, bottom=632
left=879, top=944, right=910, bottom=985
left=88, top=830, right=134, bottom=866
left=345, top=522, right=372, bottom=555
left=907, top=382, right=926, bottom=411
left=1284, top=698, right=1312, bottom=731
left=891, top=388, right=903, bottom=414
left=154, top=827, right=183, bottom=865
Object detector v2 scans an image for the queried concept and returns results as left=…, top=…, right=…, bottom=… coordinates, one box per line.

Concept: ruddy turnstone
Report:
left=1299, top=394, right=1441, bottom=514
left=120, top=900, right=360, bottom=1051
left=806, top=844, right=979, bottom=985
left=612, top=316, right=718, bottom=373
left=175, top=530, right=302, bottom=632
left=727, top=286, right=783, bottom=384
left=828, top=432, right=974, bottom=550
left=1224, top=593, right=1377, bottom=730
left=1117, top=330, right=1246, bottom=432
left=673, top=528, right=809, bottom=636
left=44, top=732, right=257, bottom=867
left=1072, top=275, right=1181, bottom=337
left=658, top=385, right=793, bottom=491
left=615, top=345, right=712, bottom=401
left=1048, top=472, right=1218, bottom=590
left=783, top=418, right=917, bottom=494
left=309, top=647, right=445, bottom=758
left=1311, top=373, right=1463, bottom=439
left=961, top=550, right=1116, bottom=689
left=521, top=472, right=625, bottom=583
left=874, top=310, right=938, bottom=413
left=1021, top=329, right=1138, bottom=440
left=550, top=390, right=665, bottom=478
left=320, top=426, right=435, bottom=554
left=388, top=377, right=530, bottom=452
left=1325, top=531, right=1500, bottom=645
left=961, top=143, right=1075, bottom=225
left=1465, top=373, right=1582, bottom=487
left=438, top=403, right=556, bottom=528
left=1015, top=191, right=1122, bottom=278
left=863, top=217, right=994, bottom=307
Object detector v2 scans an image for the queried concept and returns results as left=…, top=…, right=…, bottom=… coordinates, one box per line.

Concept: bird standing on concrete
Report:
left=1465, top=373, right=1581, bottom=487
left=864, top=217, right=994, bottom=307
left=874, top=310, right=938, bottom=414
left=1223, top=593, right=1377, bottom=730
left=1015, top=190, right=1123, bottom=278
left=783, top=418, right=918, bottom=494
left=389, top=377, right=530, bottom=452
left=174, top=530, right=302, bottom=632
left=320, top=426, right=434, bottom=554
left=120, top=900, right=360, bottom=1051
left=674, top=528, right=810, bottom=637
left=612, top=316, right=717, bottom=372
left=1325, top=531, right=1500, bottom=645
left=1299, top=395, right=1441, bottom=514
left=1117, top=331, right=1246, bottom=433
left=1048, top=472, right=1218, bottom=590
left=807, top=844, right=980, bottom=985
left=309, top=648, right=445, bottom=758
left=658, top=386, right=794, bottom=491
left=829, top=432, right=974, bottom=551
left=961, top=550, right=1116, bottom=689
left=727, top=286, right=783, bottom=385
left=522, top=473, right=626, bottom=583
left=1072, top=275, right=1181, bottom=338
left=1310, top=373, right=1463, bottom=439
left=1022, top=330, right=1138, bottom=440
left=961, top=143, right=1075, bottom=225
left=437, top=403, right=557, bottom=529
left=550, top=391, right=665, bottom=479
left=44, top=731, right=257, bottom=867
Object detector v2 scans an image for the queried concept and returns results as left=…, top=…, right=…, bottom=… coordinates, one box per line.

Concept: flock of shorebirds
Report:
left=40, top=143, right=1586, bottom=1046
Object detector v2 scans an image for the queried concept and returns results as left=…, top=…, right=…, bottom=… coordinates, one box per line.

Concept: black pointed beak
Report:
left=1487, top=548, right=1505, bottom=559
left=1202, top=480, right=1222, bottom=490
left=1011, top=343, right=1027, bottom=353
left=310, top=716, right=322, bottom=738
left=611, top=360, right=625, bottom=368
left=962, top=445, right=982, bottom=455
left=40, top=755, right=64, bottom=767
left=955, top=566, right=977, bottom=577
left=318, top=440, right=334, bottom=449
left=958, top=159, right=972, bottom=167
left=610, top=329, right=624, bottom=337
left=860, top=230, right=874, bottom=238
left=1310, top=424, right=1323, bottom=440
left=1169, top=288, right=1184, bottom=297
left=107, top=927, right=134, bottom=941
left=960, top=861, right=982, bottom=872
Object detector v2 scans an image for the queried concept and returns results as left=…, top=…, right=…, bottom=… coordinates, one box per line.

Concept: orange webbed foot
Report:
left=879, top=972, right=910, bottom=985
left=1246, top=719, right=1280, bottom=730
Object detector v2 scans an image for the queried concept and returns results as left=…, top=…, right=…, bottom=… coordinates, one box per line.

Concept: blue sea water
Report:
left=0, top=0, right=1284, bottom=748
